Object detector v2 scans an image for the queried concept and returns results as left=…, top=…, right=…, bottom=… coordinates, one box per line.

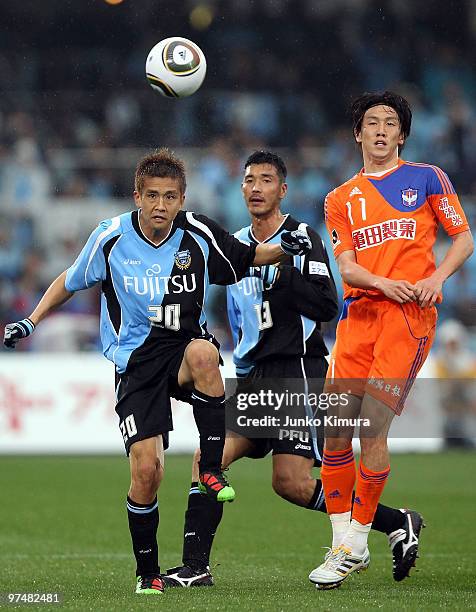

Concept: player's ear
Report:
left=354, top=128, right=362, bottom=144
left=280, top=181, right=288, bottom=200
left=133, top=190, right=141, bottom=209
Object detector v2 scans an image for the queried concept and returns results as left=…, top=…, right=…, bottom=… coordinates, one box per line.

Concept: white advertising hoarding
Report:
left=0, top=354, right=208, bottom=454
left=0, top=353, right=442, bottom=454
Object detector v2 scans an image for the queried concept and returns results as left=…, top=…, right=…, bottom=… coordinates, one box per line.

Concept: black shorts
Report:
left=228, top=356, right=328, bottom=465
left=115, top=333, right=219, bottom=455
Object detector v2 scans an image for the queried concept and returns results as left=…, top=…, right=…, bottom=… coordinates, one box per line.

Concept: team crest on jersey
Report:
left=401, top=188, right=418, bottom=207
left=174, top=249, right=192, bottom=270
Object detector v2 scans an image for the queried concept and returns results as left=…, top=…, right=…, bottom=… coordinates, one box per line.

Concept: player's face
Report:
left=355, top=105, right=404, bottom=162
left=134, top=176, right=184, bottom=239
left=241, top=163, right=287, bottom=217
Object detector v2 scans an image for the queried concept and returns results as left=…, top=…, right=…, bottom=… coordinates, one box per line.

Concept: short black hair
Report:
left=244, top=150, right=287, bottom=182
left=135, top=147, right=186, bottom=194
left=351, top=91, right=412, bottom=145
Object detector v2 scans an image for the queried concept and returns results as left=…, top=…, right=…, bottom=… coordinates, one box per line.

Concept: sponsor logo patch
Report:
left=309, top=261, right=330, bottom=276
left=352, top=218, right=416, bottom=250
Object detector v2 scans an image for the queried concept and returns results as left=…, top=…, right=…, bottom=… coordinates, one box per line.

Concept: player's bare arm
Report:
left=336, top=250, right=416, bottom=304
left=414, top=229, right=474, bottom=308
left=28, top=271, right=74, bottom=325
left=253, top=242, right=285, bottom=265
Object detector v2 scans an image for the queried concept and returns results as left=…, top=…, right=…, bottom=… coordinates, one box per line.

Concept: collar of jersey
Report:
left=248, top=213, right=290, bottom=244
left=360, top=158, right=404, bottom=180
left=132, top=210, right=180, bottom=249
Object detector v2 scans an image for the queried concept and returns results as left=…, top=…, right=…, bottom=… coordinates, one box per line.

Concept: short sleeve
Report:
left=427, top=167, right=469, bottom=236
left=65, top=220, right=114, bottom=291
left=188, top=213, right=256, bottom=285
left=324, top=191, right=354, bottom=258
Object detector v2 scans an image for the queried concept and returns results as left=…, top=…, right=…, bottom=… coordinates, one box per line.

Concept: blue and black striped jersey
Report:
left=227, top=215, right=338, bottom=376
left=65, top=209, right=256, bottom=373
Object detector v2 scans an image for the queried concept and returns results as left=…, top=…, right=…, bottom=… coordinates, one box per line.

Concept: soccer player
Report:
left=163, top=150, right=428, bottom=588
left=310, top=91, right=474, bottom=589
left=2, top=148, right=312, bottom=596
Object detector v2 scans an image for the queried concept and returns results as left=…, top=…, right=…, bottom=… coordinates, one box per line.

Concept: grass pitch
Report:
left=1, top=452, right=475, bottom=611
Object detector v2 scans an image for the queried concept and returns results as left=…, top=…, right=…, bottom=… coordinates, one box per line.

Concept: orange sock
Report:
left=352, top=462, right=390, bottom=525
left=321, top=446, right=355, bottom=514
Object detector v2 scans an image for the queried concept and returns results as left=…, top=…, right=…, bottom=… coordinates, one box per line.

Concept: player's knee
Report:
left=133, top=459, right=162, bottom=492
left=186, top=341, right=219, bottom=375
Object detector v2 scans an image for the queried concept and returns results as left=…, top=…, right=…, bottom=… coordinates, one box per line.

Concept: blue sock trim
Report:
left=127, top=497, right=158, bottom=514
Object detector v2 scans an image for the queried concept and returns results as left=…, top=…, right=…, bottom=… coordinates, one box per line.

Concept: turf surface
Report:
left=1, top=452, right=475, bottom=610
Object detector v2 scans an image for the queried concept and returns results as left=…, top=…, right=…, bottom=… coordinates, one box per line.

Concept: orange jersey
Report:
left=324, top=159, right=469, bottom=299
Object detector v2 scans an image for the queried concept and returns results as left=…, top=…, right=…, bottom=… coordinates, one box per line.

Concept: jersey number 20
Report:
left=148, top=304, right=181, bottom=331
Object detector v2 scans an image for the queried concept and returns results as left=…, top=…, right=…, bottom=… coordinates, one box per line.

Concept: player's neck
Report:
left=362, top=151, right=400, bottom=175
left=251, top=210, right=286, bottom=242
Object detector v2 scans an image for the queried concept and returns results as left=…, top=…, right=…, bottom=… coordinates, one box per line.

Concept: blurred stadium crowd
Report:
left=0, top=0, right=475, bottom=356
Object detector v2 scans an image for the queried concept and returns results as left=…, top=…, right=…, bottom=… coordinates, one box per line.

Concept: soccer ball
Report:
left=146, top=37, right=206, bottom=98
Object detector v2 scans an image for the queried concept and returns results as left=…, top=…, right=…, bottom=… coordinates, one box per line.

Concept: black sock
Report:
left=371, top=503, right=406, bottom=534
left=306, top=479, right=327, bottom=513
left=347, top=491, right=405, bottom=534
left=182, top=482, right=224, bottom=570
left=192, top=390, right=226, bottom=473
left=127, top=496, right=159, bottom=577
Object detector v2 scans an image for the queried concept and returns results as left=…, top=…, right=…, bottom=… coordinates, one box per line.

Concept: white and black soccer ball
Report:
left=146, top=37, right=206, bottom=98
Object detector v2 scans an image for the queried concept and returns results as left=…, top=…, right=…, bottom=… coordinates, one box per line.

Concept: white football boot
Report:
left=309, top=545, right=370, bottom=589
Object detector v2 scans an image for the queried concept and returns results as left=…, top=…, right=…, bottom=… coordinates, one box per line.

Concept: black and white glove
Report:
left=281, top=230, right=312, bottom=256
left=247, top=265, right=279, bottom=289
left=3, top=318, right=36, bottom=349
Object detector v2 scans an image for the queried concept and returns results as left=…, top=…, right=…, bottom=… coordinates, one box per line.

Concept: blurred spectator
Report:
left=2, top=136, right=51, bottom=215
left=434, top=320, right=476, bottom=449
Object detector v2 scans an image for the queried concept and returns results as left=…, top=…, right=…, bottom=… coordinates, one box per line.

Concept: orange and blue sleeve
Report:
left=324, top=191, right=354, bottom=259
left=427, top=167, right=469, bottom=236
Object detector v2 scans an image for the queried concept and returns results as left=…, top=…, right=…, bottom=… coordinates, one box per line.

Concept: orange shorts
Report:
left=327, top=295, right=437, bottom=414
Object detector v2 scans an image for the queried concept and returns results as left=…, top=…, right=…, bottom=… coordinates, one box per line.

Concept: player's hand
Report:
left=414, top=274, right=443, bottom=308
left=375, top=279, right=417, bottom=304
left=280, top=230, right=312, bottom=256
left=246, top=265, right=280, bottom=288
left=3, top=318, right=36, bottom=349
